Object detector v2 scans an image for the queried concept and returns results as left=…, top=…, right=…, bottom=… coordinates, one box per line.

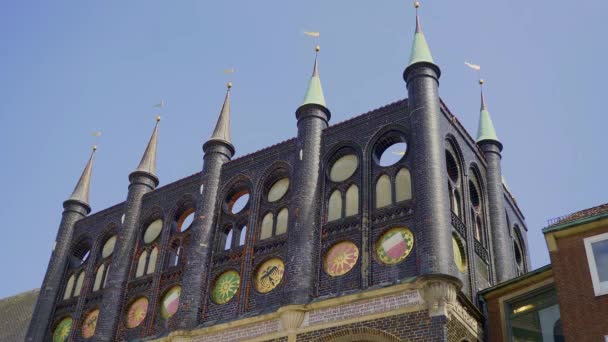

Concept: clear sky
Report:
left=1, top=0, right=607, bottom=298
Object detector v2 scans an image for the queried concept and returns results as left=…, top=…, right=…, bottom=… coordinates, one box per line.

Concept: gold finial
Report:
left=315, top=45, right=320, bottom=52
left=227, top=82, right=232, bottom=90
left=93, top=145, right=97, bottom=151
left=479, top=79, right=485, bottom=85
left=156, top=115, right=161, bottom=122
left=414, top=1, right=420, bottom=9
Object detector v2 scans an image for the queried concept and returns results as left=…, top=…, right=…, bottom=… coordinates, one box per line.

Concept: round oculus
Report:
left=330, top=154, right=358, bottom=182
left=101, top=236, right=116, bottom=259
left=143, top=219, right=163, bottom=244
left=211, top=270, right=240, bottom=305
left=324, top=241, right=359, bottom=277
left=376, top=227, right=415, bottom=265
left=267, top=178, right=289, bottom=202
left=81, top=309, right=99, bottom=339
left=53, top=317, right=73, bottom=342
left=254, top=258, right=285, bottom=293
left=126, top=297, right=148, bottom=328
left=160, top=286, right=181, bottom=319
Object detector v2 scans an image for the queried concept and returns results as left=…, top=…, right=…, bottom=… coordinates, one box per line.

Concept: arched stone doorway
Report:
left=313, top=327, right=403, bottom=342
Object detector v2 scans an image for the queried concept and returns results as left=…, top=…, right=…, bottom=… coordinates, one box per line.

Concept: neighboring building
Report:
left=25, top=6, right=530, bottom=342
left=0, top=289, right=39, bottom=342
left=481, top=203, right=608, bottom=341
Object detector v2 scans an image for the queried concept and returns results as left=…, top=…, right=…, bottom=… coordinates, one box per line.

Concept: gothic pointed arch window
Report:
left=446, top=141, right=463, bottom=219
left=513, top=225, right=526, bottom=275
left=93, top=234, right=116, bottom=292
left=62, top=238, right=91, bottom=300
left=134, top=218, right=163, bottom=278
left=165, top=207, right=195, bottom=271
left=326, top=148, right=361, bottom=222
left=371, top=131, right=413, bottom=211
left=469, top=170, right=488, bottom=248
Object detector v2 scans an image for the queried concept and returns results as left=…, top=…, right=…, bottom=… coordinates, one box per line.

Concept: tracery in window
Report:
left=469, top=171, right=487, bottom=246
left=275, top=209, right=288, bottom=235
left=446, top=145, right=463, bottom=218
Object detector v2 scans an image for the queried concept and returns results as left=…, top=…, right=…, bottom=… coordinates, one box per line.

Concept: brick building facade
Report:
left=26, top=6, right=529, bottom=342
left=481, top=203, right=608, bottom=341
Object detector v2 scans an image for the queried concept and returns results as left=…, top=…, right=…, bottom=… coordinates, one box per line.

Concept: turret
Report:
left=95, top=118, right=160, bottom=341
left=403, top=3, right=453, bottom=277
left=475, top=80, right=516, bottom=283
left=177, top=83, right=235, bottom=329
left=26, top=147, right=96, bottom=341
left=284, top=45, right=330, bottom=305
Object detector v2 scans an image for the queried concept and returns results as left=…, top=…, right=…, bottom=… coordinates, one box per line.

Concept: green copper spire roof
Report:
left=209, top=83, right=232, bottom=144
left=135, top=117, right=160, bottom=176
left=407, top=9, right=434, bottom=66
left=68, top=146, right=96, bottom=205
left=476, top=87, right=500, bottom=143
left=302, top=46, right=326, bottom=107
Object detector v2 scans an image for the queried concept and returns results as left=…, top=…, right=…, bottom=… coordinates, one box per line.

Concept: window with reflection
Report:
left=506, top=287, right=563, bottom=341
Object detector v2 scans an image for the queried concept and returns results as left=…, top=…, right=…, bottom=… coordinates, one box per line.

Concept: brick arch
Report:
left=313, top=327, right=404, bottom=342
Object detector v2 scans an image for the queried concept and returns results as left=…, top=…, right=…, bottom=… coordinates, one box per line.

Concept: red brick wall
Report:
left=551, top=225, right=608, bottom=341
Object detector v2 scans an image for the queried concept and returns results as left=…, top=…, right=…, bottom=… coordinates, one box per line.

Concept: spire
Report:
left=302, top=45, right=326, bottom=107
left=68, top=146, right=96, bottom=205
left=135, top=117, right=160, bottom=176
left=476, top=80, right=500, bottom=144
left=209, top=83, right=232, bottom=144
left=408, top=2, right=434, bottom=66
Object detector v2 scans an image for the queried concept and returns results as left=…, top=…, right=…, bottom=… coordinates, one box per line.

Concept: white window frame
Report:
left=583, top=232, right=608, bottom=296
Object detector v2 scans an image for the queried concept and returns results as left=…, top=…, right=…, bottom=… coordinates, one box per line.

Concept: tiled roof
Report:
left=547, top=203, right=608, bottom=228
left=0, top=289, right=39, bottom=342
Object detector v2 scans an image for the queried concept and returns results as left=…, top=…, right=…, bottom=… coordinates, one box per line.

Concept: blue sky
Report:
left=1, top=0, right=607, bottom=298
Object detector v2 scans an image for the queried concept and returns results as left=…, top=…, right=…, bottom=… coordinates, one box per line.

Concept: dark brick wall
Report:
left=31, top=87, right=529, bottom=340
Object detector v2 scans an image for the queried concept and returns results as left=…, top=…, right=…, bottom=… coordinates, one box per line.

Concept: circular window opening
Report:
left=469, top=180, right=480, bottom=208
left=71, top=241, right=92, bottom=267
left=101, top=236, right=117, bottom=259
left=330, top=154, right=359, bottom=182
left=446, top=151, right=459, bottom=183
left=227, top=191, right=250, bottom=214
left=267, top=178, right=290, bottom=202
left=374, top=133, right=407, bottom=167
left=143, top=219, right=163, bottom=244
left=177, top=210, right=195, bottom=232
